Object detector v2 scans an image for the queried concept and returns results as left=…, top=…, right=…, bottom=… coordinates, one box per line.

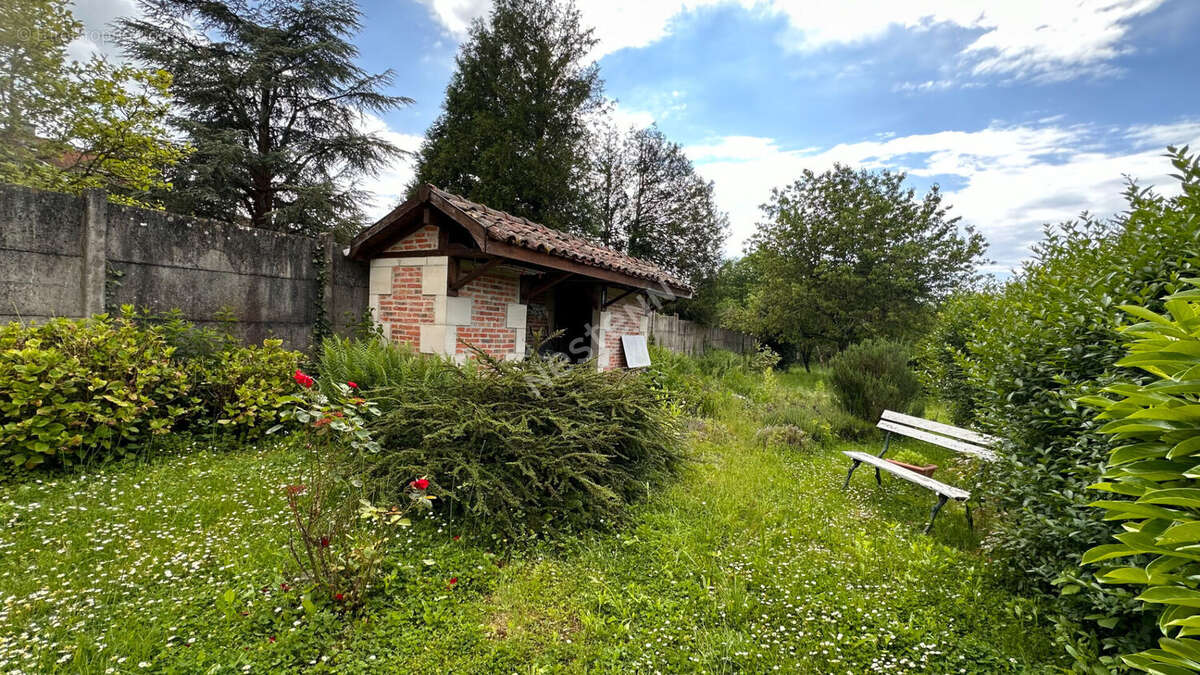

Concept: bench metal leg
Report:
left=874, top=466, right=882, bottom=486
left=842, top=459, right=862, bottom=490
left=924, top=494, right=949, bottom=534
left=965, top=503, right=974, bottom=531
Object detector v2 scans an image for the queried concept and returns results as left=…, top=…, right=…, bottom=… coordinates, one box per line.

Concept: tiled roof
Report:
left=429, top=185, right=690, bottom=293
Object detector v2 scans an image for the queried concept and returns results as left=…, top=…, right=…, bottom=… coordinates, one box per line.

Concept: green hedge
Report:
left=1084, top=287, right=1200, bottom=673
left=917, top=147, right=1200, bottom=659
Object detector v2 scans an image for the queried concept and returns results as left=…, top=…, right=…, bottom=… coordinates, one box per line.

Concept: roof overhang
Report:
left=349, top=185, right=693, bottom=299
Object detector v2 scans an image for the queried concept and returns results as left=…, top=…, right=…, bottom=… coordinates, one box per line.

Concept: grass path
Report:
left=0, top=375, right=1061, bottom=673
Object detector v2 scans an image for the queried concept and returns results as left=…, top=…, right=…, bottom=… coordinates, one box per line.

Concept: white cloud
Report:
left=419, top=0, right=1164, bottom=82
left=68, top=0, right=138, bottom=61
left=686, top=120, right=1200, bottom=273
left=356, top=113, right=426, bottom=223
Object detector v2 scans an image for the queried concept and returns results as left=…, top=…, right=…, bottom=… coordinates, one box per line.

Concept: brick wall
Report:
left=600, top=292, right=648, bottom=370
left=386, top=224, right=439, bottom=252
left=376, top=265, right=432, bottom=346
left=456, top=267, right=521, bottom=360
left=369, top=231, right=528, bottom=362
left=370, top=228, right=437, bottom=347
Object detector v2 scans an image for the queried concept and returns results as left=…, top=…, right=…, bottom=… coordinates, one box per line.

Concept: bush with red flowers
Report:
left=272, top=370, right=434, bottom=608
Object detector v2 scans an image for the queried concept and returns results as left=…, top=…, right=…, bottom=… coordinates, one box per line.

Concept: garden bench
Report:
left=840, top=410, right=1001, bottom=534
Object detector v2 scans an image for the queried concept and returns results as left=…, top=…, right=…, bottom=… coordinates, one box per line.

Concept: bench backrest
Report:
left=877, top=410, right=1000, bottom=461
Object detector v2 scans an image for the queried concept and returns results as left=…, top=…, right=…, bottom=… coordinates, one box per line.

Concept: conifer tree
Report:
left=118, top=0, right=410, bottom=235
left=414, top=0, right=602, bottom=236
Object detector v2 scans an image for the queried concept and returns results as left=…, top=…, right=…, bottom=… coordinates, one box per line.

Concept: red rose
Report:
left=334, top=593, right=344, bottom=602
left=347, top=381, right=358, bottom=389
left=293, top=369, right=314, bottom=389
left=320, top=536, right=330, bottom=548
left=452, top=535, right=460, bottom=541
left=447, top=577, right=458, bottom=588
left=411, top=478, right=430, bottom=490
left=279, top=582, right=291, bottom=591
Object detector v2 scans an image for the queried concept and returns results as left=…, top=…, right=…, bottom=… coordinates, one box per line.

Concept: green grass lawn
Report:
left=0, top=370, right=1062, bottom=673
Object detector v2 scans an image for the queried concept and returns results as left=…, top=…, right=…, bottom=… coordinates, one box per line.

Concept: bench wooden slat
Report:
left=877, top=420, right=999, bottom=462
left=880, top=410, right=1002, bottom=448
left=842, top=451, right=970, bottom=500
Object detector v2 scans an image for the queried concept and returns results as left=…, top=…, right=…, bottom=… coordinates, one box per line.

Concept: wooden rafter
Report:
left=449, top=257, right=503, bottom=292
left=602, top=287, right=641, bottom=309
left=527, top=272, right=572, bottom=300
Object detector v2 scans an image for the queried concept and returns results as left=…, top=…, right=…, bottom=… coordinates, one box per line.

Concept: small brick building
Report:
left=348, top=185, right=692, bottom=370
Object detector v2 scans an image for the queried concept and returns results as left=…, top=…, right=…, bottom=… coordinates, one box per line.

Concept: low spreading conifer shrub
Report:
left=365, top=351, right=683, bottom=538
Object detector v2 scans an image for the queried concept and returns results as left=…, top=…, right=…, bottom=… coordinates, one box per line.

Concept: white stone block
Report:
left=421, top=263, right=448, bottom=295
left=599, top=309, right=613, bottom=330
left=369, top=266, right=393, bottom=295
left=514, top=330, right=526, bottom=357
left=369, top=257, right=400, bottom=268
left=419, top=324, right=446, bottom=355
left=446, top=296, right=473, bottom=325
left=505, top=302, right=527, bottom=329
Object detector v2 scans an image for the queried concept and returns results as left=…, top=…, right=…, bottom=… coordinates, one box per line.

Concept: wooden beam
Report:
left=601, top=287, right=640, bottom=309
left=449, top=257, right=503, bottom=292
left=527, top=272, right=572, bottom=300
left=373, top=245, right=481, bottom=259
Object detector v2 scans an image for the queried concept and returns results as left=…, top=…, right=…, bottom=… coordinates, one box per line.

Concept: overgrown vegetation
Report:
left=360, top=349, right=683, bottom=538
left=915, top=147, right=1200, bottom=665
left=0, top=349, right=1062, bottom=672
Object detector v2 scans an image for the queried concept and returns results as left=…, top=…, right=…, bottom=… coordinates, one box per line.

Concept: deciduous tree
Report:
left=0, top=0, right=183, bottom=206
left=738, top=165, right=986, bottom=368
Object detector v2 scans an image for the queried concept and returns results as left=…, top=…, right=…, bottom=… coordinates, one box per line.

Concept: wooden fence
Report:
left=647, top=312, right=756, bottom=356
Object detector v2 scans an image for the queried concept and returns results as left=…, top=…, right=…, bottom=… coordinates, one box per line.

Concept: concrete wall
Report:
left=0, top=183, right=368, bottom=349
left=0, top=185, right=90, bottom=325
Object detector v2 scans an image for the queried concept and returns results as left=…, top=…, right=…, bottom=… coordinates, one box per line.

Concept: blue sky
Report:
left=73, top=0, right=1200, bottom=274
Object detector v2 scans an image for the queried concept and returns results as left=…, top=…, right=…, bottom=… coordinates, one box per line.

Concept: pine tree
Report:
left=414, top=0, right=602, bottom=236
left=118, top=0, right=410, bottom=235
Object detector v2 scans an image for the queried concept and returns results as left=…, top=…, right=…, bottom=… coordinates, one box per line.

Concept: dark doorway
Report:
left=552, top=283, right=595, bottom=363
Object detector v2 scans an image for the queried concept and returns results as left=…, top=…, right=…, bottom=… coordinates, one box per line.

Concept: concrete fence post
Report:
left=80, top=188, right=107, bottom=317
left=322, top=232, right=336, bottom=325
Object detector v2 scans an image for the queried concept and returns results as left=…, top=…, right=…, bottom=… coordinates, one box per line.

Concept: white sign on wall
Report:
left=621, top=335, right=651, bottom=368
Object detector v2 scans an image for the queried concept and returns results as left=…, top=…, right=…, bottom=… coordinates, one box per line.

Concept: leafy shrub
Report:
left=202, top=340, right=301, bottom=434
left=1084, top=290, right=1200, bottom=673
left=914, top=290, right=994, bottom=425
left=0, top=308, right=306, bottom=473
left=0, top=311, right=191, bottom=469
left=926, top=148, right=1200, bottom=658
left=828, top=339, right=921, bottom=422
left=365, top=351, right=683, bottom=538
